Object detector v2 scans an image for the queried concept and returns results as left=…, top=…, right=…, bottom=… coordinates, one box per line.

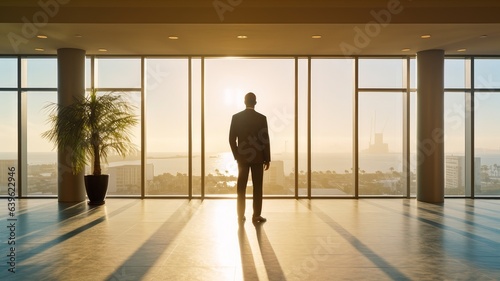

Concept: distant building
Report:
left=445, top=155, right=481, bottom=191
left=365, top=133, right=389, bottom=153
left=264, top=160, right=285, bottom=187
left=107, top=164, right=154, bottom=193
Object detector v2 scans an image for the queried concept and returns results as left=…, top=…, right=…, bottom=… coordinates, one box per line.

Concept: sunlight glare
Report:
left=220, top=152, right=238, bottom=178
left=223, top=88, right=245, bottom=108
left=207, top=202, right=240, bottom=265
left=223, top=88, right=233, bottom=106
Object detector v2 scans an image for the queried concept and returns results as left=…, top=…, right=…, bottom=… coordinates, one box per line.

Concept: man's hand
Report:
left=264, top=162, right=270, bottom=171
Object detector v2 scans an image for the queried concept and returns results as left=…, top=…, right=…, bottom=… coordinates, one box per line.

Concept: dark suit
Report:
left=229, top=108, right=271, bottom=219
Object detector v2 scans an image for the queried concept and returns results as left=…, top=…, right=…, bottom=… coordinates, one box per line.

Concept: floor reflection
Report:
left=1, top=198, right=499, bottom=280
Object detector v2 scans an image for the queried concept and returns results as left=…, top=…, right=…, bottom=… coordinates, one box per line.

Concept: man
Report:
left=229, top=92, right=271, bottom=223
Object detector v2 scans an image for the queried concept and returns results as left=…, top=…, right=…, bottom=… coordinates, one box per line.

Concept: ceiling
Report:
left=1, top=0, right=500, bottom=56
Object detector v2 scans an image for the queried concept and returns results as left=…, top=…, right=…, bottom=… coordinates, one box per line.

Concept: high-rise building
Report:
left=445, top=155, right=481, bottom=192
left=107, top=164, right=154, bottom=194
left=263, top=160, right=285, bottom=188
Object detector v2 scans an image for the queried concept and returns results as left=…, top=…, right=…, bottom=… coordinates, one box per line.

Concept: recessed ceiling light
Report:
left=35, top=48, right=44, bottom=51
left=168, top=36, right=179, bottom=40
left=420, top=34, right=431, bottom=39
left=312, top=35, right=322, bottom=39
left=401, top=48, right=411, bottom=52
left=237, top=35, right=247, bottom=39
left=480, top=35, right=488, bottom=39
left=457, top=48, right=467, bottom=52
left=75, top=34, right=83, bottom=38
left=98, top=48, right=107, bottom=52
left=37, top=35, right=48, bottom=39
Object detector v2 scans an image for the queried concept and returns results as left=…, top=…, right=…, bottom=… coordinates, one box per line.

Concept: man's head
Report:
left=244, top=92, right=257, bottom=107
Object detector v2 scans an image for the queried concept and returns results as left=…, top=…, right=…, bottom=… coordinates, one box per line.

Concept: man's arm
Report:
left=262, top=116, right=271, bottom=171
left=229, top=115, right=239, bottom=161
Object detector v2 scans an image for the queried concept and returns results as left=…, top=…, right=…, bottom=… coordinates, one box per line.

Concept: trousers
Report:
left=236, top=162, right=264, bottom=218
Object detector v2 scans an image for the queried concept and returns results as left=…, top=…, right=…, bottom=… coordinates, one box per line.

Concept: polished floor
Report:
left=0, top=198, right=499, bottom=280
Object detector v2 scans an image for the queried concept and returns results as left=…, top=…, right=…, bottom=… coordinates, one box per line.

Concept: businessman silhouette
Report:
left=229, top=92, right=271, bottom=223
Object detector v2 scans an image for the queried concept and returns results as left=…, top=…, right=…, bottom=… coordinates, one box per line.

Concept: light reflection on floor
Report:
left=1, top=198, right=499, bottom=280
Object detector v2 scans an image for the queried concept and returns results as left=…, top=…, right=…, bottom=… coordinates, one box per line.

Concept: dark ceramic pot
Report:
left=84, top=174, right=109, bottom=205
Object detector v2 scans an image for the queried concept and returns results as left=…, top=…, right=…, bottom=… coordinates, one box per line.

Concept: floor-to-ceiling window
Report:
left=3, top=55, right=500, bottom=198
left=145, top=58, right=189, bottom=196
left=93, top=57, right=142, bottom=196
left=444, top=58, right=468, bottom=196
left=311, top=58, right=354, bottom=196
left=297, top=58, right=309, bottom=197
left=204, top=58, right=295, bottom=196
left=357, top=58, right=407, bottom=196
left=25, top=58, right=58, bottom=196
left=409, top=58, right=417, bottom=196
left=0, top=58, right=17, bottom=196
left=0, top=57, right=59, bottom=197
left=191, top=58, right=203, bottom=197
left=474, top=58, right=500, bottom=196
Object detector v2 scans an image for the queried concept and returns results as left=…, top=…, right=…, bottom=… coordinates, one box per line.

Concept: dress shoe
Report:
left=252, top=216, right=267, bottom=223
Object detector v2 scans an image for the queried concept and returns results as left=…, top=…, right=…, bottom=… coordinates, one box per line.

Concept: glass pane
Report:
left=0, top=58, right=17, bottom=87
left=145, top=58, right=189, bottom=195
left=192, top=58, right=202, bottom=196
left=445, top=59, right=467, bottom=89
left=475, top=58, right=500, bottom=89
left=359, top=92, right=404, bottom=195
left=444, top=92, right=465, bottom=196
left=85, top=57, right=91, bottom=89
left=297, top=58, right=308, bottom=196
left=359, top=58, right=404, bottom=88
left=475, top=93, right=500, bottom=196
left=311, top=58, right=354, bottom=196
left=25, top=58, right=57, bottom=88
left=99, top=91, right=142, bottom=196
left=27, top=91, right=57, bottom=196
left=205, top=58, right=295, bottom=196
left=410, top=92, right=417, bottom=196
left=0, top=92, right=17, bottom=196
left=96, top=58, right=141, bottom=88
left=410, top=58, right=416, bottom=89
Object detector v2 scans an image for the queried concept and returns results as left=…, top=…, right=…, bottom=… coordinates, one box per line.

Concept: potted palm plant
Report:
left=43, top=88, right=138, bottom=205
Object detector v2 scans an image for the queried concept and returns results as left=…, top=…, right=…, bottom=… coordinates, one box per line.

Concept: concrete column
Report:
left=57, top=48, right=86, bottom=202
left=417, top=49, right=445, bottom=204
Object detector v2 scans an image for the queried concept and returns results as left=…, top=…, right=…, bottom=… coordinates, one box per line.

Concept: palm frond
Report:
left=42, top=89, right=138, bottom=176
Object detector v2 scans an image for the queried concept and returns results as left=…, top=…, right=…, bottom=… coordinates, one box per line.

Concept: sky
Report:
left=1, top=56, right=500, bottom=158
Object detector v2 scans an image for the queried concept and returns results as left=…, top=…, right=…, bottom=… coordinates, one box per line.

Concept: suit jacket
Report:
left=229, top=109, right=271, bottom=164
